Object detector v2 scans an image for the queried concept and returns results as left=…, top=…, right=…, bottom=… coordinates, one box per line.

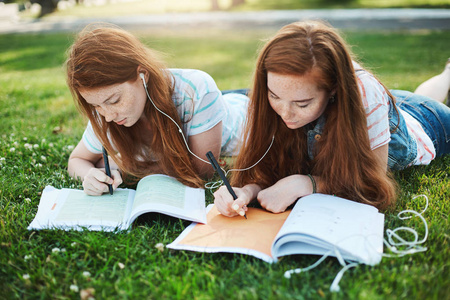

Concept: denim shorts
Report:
left=391, top=90, right=450, bottom=157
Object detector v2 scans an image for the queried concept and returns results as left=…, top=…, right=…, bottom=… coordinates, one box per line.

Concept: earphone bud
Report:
left=139, top=73, right=147, bottom=88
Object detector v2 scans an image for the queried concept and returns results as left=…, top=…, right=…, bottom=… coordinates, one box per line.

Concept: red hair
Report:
left=232, top=21, right=397, bottom=210
left=65, top=23, right=202, bottom=187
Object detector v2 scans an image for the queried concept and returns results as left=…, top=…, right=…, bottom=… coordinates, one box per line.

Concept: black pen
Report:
left=206, top=151, right=247, bottom=219
left=102, top=146, right=114, bottom=195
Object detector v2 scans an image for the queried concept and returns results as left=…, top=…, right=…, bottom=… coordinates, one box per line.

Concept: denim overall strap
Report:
left=387, top=92, right=418, bottom=170
left=306, top=114, right=327, bottom=160
left=221, top=89, right=250, bottom=96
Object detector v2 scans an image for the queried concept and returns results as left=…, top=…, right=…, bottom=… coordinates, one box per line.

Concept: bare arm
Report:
left=188, top=121, right=223, bottom=178
left=372, top=143, right=389, bottom=170
left=257, top=174, right=317, bottom=213
left=68, top=141, right=122, bottom=195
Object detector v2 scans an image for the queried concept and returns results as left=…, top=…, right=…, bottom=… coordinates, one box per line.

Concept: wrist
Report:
left=307, top=174, right=317, bottom=194
left=242, top=183, right=261, bottom=202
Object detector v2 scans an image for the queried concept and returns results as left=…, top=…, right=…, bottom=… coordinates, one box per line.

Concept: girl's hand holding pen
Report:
left=213, top=186, right=249, bottom=217
left=82, top=167, right=123, bottom=196
left=213, top=183, right=261, bottom=217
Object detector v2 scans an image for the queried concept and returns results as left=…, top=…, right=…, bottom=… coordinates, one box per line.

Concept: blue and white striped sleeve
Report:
left=81, top=121, right=103, bottom=154
left=186, top=70, right=226, bottom=136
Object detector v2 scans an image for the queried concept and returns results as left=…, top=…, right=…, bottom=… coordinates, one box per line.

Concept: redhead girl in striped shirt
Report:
left=214, top=21, right=450, bottom=217
left=65, top=24, right=248, bottom=195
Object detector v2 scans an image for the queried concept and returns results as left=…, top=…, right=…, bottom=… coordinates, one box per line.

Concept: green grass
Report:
left=1, top=28, right=449, bottom=299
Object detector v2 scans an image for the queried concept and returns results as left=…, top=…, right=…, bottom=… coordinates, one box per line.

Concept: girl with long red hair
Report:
left=214, top=21, right=450, bottom=217
left=65, top=23, right=248, bottom=195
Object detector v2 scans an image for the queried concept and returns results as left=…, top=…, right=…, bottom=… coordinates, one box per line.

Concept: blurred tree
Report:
left=30, top=0, right=60, bottom=17
left=231, top=0, right=245, bottom=6
left=210, top=0, right=246, bottom=10
left=211, top=0, right=220, bottom=10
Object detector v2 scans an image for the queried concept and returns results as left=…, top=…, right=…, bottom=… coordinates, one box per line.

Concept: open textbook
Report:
left=28, top=174, right=206, bottom=231
left=168, top=193, right=385, bottom=266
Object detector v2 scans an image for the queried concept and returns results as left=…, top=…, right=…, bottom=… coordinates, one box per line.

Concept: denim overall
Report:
left=306, top=96, right=417, bottom=170
left=222, top=88, right=449, bottom=170
left=307, top=89, right=450, bottom=170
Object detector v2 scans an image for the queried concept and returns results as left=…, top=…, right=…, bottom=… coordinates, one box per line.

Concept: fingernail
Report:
left=232, top=204, right=239, bottom=211
left=238, top=210, right=245, bottom=216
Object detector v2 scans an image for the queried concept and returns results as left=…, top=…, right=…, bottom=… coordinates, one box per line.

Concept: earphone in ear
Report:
left=139, top=73, right=147, bottom=88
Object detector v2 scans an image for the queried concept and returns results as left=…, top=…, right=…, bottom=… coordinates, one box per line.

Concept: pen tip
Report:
left=244, top=214, right=247, bottom=219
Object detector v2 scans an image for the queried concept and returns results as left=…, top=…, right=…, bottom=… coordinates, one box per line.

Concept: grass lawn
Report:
left=0, top=27, right=449, bottom=299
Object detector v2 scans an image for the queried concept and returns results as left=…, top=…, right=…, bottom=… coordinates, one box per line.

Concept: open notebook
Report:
left=168, top=193, right=384, bottom=266
left=28, top=174, right=206, bottom=231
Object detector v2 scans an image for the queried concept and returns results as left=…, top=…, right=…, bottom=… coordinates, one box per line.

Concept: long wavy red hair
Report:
left=231, top=21, right=397, bottom=210
left=65, top=23, right=202, bottom=187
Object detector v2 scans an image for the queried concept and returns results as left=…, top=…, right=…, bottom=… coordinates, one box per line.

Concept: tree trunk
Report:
left=211, top=0, right=220, bottom=11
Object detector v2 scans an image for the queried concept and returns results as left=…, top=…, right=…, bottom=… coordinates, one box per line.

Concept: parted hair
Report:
left=231, top=21, right=397, bottom=210
left=65, top=23, right=203, bottom=187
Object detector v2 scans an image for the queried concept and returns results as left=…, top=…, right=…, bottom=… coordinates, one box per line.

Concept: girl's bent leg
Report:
left=414, top=59, right=450, bottom=104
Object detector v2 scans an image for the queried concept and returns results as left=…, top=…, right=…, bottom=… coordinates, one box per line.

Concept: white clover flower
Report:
left=155, top=243, right=165, bottom=252
left=118, top=262, right=125, bottom=269
left=24, top=143, right=32, bottom=150
left=67, top=145, right=74, bottom=151
left=49, top=143, right=54, bottom=147
left=42, top=138, right=46, bottom=143
left=80, top=288, right=95, bottom=299
left=33, top=144, right=38, bottom=149
left=70, top=284, right=79, bottom=292
left=24, top=198, right=31, bottom=203
left=9, top=147, right=15, bottom=152
left=40, top=156, right=46, bottom=161
left=13, top=141, right=19, bottom=146
left=71, top=242, right=77, bottom=247
left=82, top=271, right=91, bottom=278
left=36, top=163, right=42, bottom=168
left=52, top=247, right=61, bottom=253
left=24, top=255, right=32, bottom=260
left=22, top=274, right=30, bottom=280
left=23, top=137, right=27, bottom=141
left=61, top=248, right=66, bottom=252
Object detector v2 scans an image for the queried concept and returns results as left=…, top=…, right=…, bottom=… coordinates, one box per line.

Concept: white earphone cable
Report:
left=141, top=74, right=211, bottom=165
left=140, top=73, right=274, bottom=182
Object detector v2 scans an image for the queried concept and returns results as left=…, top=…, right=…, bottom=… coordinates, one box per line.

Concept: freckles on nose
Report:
left=104, top=111, right=117, bottom=122
left=98, top=108, right=116, bottom=122
left=277, top=103, right=291, bottom=119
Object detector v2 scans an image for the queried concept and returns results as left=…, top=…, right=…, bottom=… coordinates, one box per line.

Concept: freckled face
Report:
left=79, top=76, right=147, bottom=127
left=267, top=72, right=330, bottom=129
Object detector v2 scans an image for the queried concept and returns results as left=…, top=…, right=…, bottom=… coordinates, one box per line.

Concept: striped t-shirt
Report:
left=82, top=69, right=248, bottom=156
left=354, top=62, right=435, bottom=165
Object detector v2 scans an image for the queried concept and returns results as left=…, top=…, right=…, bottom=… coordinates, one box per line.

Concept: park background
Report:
left=1, top=0, right=449, bottom=299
